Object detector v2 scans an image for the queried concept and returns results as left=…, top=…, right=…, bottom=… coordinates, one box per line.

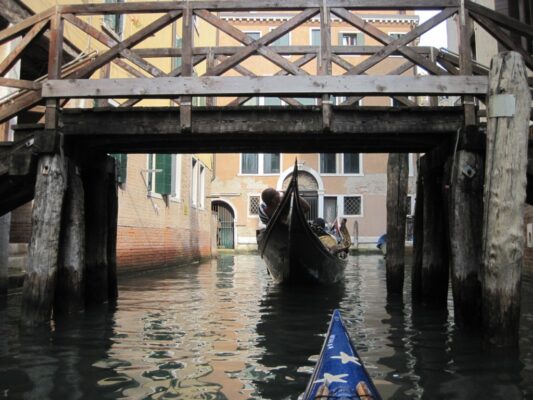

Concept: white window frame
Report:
left=318, top=153, right=364, bottom=176
left=239, top=153, right=282, bottom=176
left=199, top=164, right=205, bottom=209
left=170, top=154, right=182, bottom=202
left=146, top=154, right=162, bottom=199
left=243, top=30, right=261, bottom=44
left=248, top=194, right=261, bottom=218
left=388, top=32, right=406, bottom=57
left=310, top=28, right=321, bottom=45
left=338, top=31, right=361, bottom=46
left=342, top=195, right=363, bottom=217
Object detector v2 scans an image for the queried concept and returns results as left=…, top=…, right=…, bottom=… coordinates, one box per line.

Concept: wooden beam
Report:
left=469, top=12, right=533, bottom=71
left=45, top=12, right=64, bottom=131
left=459, top=1, right=476, bottom=125
left=0, top=77, right=40, bottom=90
left=43, top=75, right=489, bottom=98
left=196, top=8, right=317, bottom=77
left=0, top=7, right=54, bottom=46
left=133, top=45, right=436, bottom=58
left=180, top=4, right=193, bottom=131
left=465, top=0, right=533, bottom=40
left=57, top=1, right=459, bottom=15
left=70, top=10, right=182, bottom=79
left=332, top=7, right=455, bottom=76
left=0, top=19, right=49, bottom=77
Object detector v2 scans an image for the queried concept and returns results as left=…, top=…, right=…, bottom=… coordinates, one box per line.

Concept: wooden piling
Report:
left=0, top=213, right=10, bottom=299
left=411, top=159, right=424, bottom=303
left=83, top=155, right=110, bottom=306
left=421, top=154, right=449, bottom=306
left=386, top=153, right=409, bottom=294
left=21, top=154, right=66, bottom=326
left=448, top=149, right=483, bottom=329
left=107, top=158, right=118, bottom=301
left=482, top=52, right=530, bottom=347
left=55, top=161, right=85, bottom=315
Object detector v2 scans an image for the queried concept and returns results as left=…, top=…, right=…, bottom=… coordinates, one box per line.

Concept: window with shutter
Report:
left=155, top=154, right=172, bottom=195
left=104, top=0, right=124, bottom=36
left=110, top=153, right=127, bottom=186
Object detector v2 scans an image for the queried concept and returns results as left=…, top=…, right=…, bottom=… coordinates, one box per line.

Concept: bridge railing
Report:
left=0, top=0, right=530, bottom=128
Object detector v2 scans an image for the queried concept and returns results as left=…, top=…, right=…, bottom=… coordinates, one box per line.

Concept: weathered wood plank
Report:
left=448, top=149, right=483, bottom=329
left=70, top=10, right=182, bottom=80
left=133, top=45, right=436, bottom=58
left=411, top=156, right=423, bottom=303
left=386, top=153, right=409, bottom=294
left=0, top=19, right=49, bottom=77
left=482, top=52, right=531, bottom=348
left=43, top=75, right=488, bottom=98
left=0, top=213, right=9, bottom=298
left=107, top=157, right=118, bottom=301
left=57, top=0, right=458, bottom=14
left=21, top=154, right=66, bottom=327
left=0, top=78, right=40, bottom=90
left=465, top=0, right=533, bottom=40
left=0, top=7, right=54, bottom=46
left=332, top=7, right=455, bottom=75
left=180, top=5, right=193, bottom=131
left=459, top=1, right=476, bottom=125
left=55, top=160, right=85, bottom=315
left=45, top=12, right=64, bottom=131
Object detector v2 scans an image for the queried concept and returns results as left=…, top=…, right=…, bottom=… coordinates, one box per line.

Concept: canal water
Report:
left=1, top=254, right=533, bottom=399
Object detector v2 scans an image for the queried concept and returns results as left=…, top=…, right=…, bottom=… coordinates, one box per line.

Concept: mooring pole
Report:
left=448, top=147, right=484, bottom=329
left=386, top=153, right=409, bottom=294
left=411, top=158, right=424, bottom=303
left=107, top=157, right=118, bottom=302
left=0, top=213, right=10, bottom=300
left=421, top=154, right=449, bottom=306
left=83, top=155, right=111, bottom=306
left=55, top=161, right=85, bottom=315
left=482, top=52, right=530, bottom=347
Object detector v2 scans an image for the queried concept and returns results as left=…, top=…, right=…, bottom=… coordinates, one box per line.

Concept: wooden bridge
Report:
left=0, top=0, right=531, bottom=347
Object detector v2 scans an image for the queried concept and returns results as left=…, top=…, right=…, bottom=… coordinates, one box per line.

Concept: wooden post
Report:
left=180, top=5, right=193, bottom=132
left=83, top=155, right=110, bottom=306
left=448, top=148, right=483, bottom=329
left=55, top=161, right=85, bottom=315
left=482, top=51, right=530, bottom=347
left=107, top=157, right=118, bottom=301
left=386, top=153, right=409, bottom=294
left=459, top=0, right=476, bottom=126
left=421, top=154, right=449, bottom=306
left=0, top=213, right=10, bottom=299
left=319, top=2, right=332, bottom=131
left=21, top=154, right=66, bottom=326
left=411, top=157, right=424, bottom=303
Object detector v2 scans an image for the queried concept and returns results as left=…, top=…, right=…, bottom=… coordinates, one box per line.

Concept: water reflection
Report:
left=0, top=254, right=533, bottom=399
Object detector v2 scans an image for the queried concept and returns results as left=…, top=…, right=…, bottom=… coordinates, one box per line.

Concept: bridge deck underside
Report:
left=57, top=105, right=467, bottom=154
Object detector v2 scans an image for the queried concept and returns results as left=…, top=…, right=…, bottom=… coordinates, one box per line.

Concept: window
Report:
left=320, top=154, right=336, bottom=174
left=147, top=154, right=172, bottom=195
left=406, top=195, right=413, bottom=216
left=320, top=153, right=362, bottom=174
left=244, top=31, right=261, bottom=42
left=339, top=32, right=364, bottom=46
left=241, top=153, right=281, bottom=175
left=264, top=97, right=283, bottom=106
left=311, top=28, right=321, bottom=45
left=333, top=96, right=361, bottom=106
left=271, top=30, right=290, bottom=46
left=173, top=36, right=182, bottom=70
left=294, top=97, right=316, bottom=106
left=389, top=32, right=406, bottom=41
left=103, top=0, right=124, bottom=37
left=344, top=196, right=362, bottom=216
left=249, top=195, right=260, bottom=216
left=171, top=154, right=182, bottom=199
left=110, top=153, right=127, bottom=187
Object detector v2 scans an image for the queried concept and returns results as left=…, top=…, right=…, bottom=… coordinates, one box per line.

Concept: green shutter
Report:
left=357, top=32, right=364, bottom=45
left=155, top=154, right=172, bottom=195
left=110, top=153, right=128, bottom=184
left=173, top=36, right=182, bottom=70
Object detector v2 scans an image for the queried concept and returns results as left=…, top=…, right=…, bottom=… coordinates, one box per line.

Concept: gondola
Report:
left=302, top=309, right=382, bottom=400
left=256, top=162, right=350, bottom=285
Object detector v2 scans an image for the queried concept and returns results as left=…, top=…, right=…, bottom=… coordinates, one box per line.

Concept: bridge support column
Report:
left=0, top=213, right=10, bottom=301
left=55, top=160, right=85, bottom=315
left=421, top=153, right=449, bottom=307
left=482, top=52, right=530, bottom=347
left=448, top=149, right=483, bottom=329
left=411, top=158, right=424, bottom=303
left=83, top=155, right=117, bottom=306
left=21, top=154, right=66, bottom=327
left=107, top=159, right=118, bottom=302
left=386, top=153, right=409, bottom=294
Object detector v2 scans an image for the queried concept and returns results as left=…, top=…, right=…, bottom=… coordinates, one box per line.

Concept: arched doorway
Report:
left=211, top=201, right=235, bottom=249
left=282, top=171, right=319, bottom=221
